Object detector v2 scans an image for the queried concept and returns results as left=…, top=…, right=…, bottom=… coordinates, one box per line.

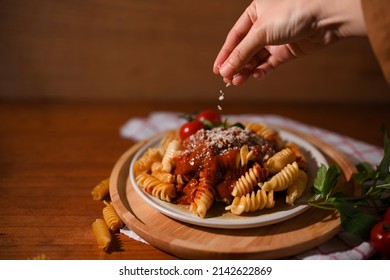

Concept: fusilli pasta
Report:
left=91, top=178, right=110, bottom=201
left=132, top=119, right=309, bottom=218
left=189, top=161, right=216, bottom=218
left=261, top=161, right=300, bottom=192
left=92, top=218, right=111, bottom=251
left=231, top=162, right=269, bottom=197
left=265, top=147, right=296, bottom=174
left=136, top=173, right=176, bottom=202
left=237, top=144, right=254, bottom=168
left=226, top=189, right=275, bottom=215
left=244, top=122, right=284, bottom=148
left=286, top=169, right=308, bottom=205
left=133, top=147, right=164, bottom=177
left=161, top=139, right=180, bottom=172
left=102, top=201, right=123, bottom=231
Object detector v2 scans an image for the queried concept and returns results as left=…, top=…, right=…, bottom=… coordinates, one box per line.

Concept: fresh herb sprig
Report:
left=308, top=126, right=390, bottom=240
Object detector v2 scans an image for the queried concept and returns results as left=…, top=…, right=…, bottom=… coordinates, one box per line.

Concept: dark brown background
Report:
left=1, top=0, right=390, bottom=260
left=1, top=0, right=389, bottom=102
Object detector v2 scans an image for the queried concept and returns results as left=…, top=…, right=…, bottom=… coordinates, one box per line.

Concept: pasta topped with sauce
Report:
left=133, top=117, right=308, bottom=218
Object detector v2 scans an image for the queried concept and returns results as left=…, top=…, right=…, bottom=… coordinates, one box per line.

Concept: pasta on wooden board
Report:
left=237, top=144, right=254, bottom=168
left=226, top=189, right=275, bottom=215
left=189, top=161, right=216, bottom=218
left=161, top=139, right=180, bottom=172
left=244, top=122, right=284, bottom=149
left=132, top=121, right=309, bottom=218
left=133, top=147, right=164, bottom=177
left=231, top=162, right=269, bottom=197
left=190, top=185, right=215, bottom=218
left=151, top=169, right=175, bottom=183
left=136, top=173, right=176, bottom=202
left=261, top=161, right=300, bottom=192
left=286, top=142, right=308, bottom=171
left=265, top=147, right=296, bottom=174
left=286, top=170, right=308, bottom=205
left=160, top=129, right=179, bottom=150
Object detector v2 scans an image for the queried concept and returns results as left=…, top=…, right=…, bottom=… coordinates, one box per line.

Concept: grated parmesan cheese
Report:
left=217, top=83, right=230, bottom=111
left=219, top=90, right=225, bottom=100
left=182, top=127, right=265, bottom=156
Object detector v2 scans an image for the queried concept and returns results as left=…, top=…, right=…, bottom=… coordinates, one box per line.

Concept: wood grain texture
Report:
left=110, top=130, right=357, bottom=259
left=0, top=0, right=389, bottom=102
left=0, top=101, right=389, bottom=260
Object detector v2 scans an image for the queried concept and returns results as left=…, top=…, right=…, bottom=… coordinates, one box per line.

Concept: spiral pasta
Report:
left=91, top=178, right=110, bottom=201
left=161, top=139, right=180, bottom=172
left=236, top=145, right=254, bottom=168
left=133, top=147, right=164, bottom=177
left=160, top=129, right=178, bottom=150
left=225, top=189, right=275, bottom=215
left=261, top=161, right=300, bottom=192
left=102, top=201, right=123, bottom=231
left=132, top=121, right=310, bottom=219
left=151, top=169, right=175, bottom=184
left=286, top=142, right=308, bottom=171
left=189, top=164, right=216, bottom=218
left=231, top=162, right=269, bottom=197
left=286, top=169, right=308, bottom=205
left=92, top=218, right=111, bottom=251
left=244, top=122, right=284, bottom=148
left=136, top=173, right=176, bottom=202
left=265, top=147, right=297, bottom=174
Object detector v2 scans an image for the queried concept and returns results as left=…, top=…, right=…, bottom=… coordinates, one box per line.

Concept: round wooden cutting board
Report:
left=109, top=130, right=357, bottom=259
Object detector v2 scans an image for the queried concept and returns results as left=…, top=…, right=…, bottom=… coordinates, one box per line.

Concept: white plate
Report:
left=129, top=129, right=328, bottom=229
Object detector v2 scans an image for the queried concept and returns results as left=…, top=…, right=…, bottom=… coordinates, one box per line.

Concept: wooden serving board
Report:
left=109, top=130, right=357, bottom=259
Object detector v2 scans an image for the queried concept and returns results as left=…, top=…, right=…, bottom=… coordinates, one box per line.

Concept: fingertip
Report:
left=219, top=61, right=235, bottom=80
left=231, top=72, right=250, bottom=86
left=212, top=63, right=221, bottom=74
left=252, top=69, right=267, bottom=80
left=223, top=77, right=233, bottom=85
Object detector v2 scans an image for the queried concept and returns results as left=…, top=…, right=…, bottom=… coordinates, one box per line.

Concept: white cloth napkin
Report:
left=119, top=112, right=384, bottom=259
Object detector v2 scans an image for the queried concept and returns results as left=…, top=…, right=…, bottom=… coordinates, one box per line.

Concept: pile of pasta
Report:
left=133, top=123, right=309, bottom=218
left=91, top=178, right=123, bottom=251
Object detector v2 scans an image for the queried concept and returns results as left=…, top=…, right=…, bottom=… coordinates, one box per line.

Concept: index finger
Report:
left=213, top=11, right=254, bottom=74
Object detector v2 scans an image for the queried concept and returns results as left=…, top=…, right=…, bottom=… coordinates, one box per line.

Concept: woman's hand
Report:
left=213, top=0, right=366, bottom=86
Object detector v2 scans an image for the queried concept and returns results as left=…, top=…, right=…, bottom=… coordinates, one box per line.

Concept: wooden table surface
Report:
left=1, top=100, right=389, bottom=260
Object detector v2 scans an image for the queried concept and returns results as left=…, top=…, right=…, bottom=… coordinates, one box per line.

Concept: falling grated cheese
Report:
left=217, top=82, right=231, bottom=111
left=219, top=90, right=225, bottom=100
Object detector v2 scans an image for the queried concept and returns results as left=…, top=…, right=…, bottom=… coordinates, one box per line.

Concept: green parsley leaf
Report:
left=308, top=125, right=389, bottom=240
left=313, top=164, right=341, bottom=199
left=353, top=162, right=375, bottom=184
left=335, top=202, right=378, bottom=240
left=313, top=164, right=327, bottom=195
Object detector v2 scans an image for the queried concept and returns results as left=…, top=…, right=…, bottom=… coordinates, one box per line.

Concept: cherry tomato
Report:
left=195, top=109, right=222, bottom=126
left=179, top=120, right=205, bottom=140
left=370, top=218, right=390, bottom=258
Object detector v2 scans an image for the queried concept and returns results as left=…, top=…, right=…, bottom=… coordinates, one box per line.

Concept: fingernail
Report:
left=219, top=62, right=233, bottom=78
left=223, top=77, right=232, bottom=85
left=253, top=70, right=266, bottom=80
